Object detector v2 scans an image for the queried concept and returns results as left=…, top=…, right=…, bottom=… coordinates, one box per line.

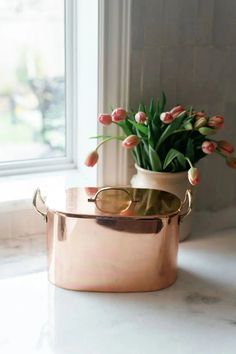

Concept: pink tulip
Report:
left=188, top=167, right=200, bottom=186
left=226, top=156, right=236, bottom=169
left=170, top=105, right=185, bottom=118
left=111, top=107, right=127, bottom=122
left=84, top=151, right=99, bottom=167
left=135, top=111, right=147, bottom=124
left=202, top=141, right=217, bottom=154
left=195, top=111, right=206, bottom=119
left=217, top=140, right=234, bottom=156
left=122, top=135, right=140, bottom=149
left=98, top=113, right=112, bottom=126
left=160, top=112, right=174, bottom=124
left=208, top=115, right=224, bottom=128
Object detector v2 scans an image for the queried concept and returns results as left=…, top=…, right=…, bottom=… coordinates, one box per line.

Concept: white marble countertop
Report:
left=1, top=226, right=236, bottom=354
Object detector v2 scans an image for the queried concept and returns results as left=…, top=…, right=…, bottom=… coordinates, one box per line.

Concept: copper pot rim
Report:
left=33, top=187, right=192, bottom=222
left=47, top=208, right=181, bottom=220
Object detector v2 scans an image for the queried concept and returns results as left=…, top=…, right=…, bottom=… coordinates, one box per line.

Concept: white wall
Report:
left=129, top=0, right=236, bottom=211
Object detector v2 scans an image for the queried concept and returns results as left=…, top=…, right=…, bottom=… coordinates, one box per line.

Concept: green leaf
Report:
left=161, top=91, right=166, bottom=112
left=152, top=111, right=158, bottom=122
left=138, top=103, right=147, bottom=114
left=142, top=139, right=149, bottom=156
left=151, top=111, right=162, bottom=136
left=157, top=92, right=166, bottom=115
left=128, top=119, right=148, bottom=135
left=156, top=112, right=186, bottom=149
left=176, top=153, right=187, bottom=170
left=148, top=123, right=155, bottom=148
left=185, top=114, right=195, bottom=123
left=149, top=98, right=155, bottom=119
left=117, top=119, right=133, bottom=136
left=157, top=100, right=161, bottom=115
left=149, top=145, right=162, bottom=171
left=134, top=146, right=142, bottom=166
left=90, top=135, right=112, bottom=139
left=163, top=148, right=185, bottom=170
left=142, top=143, right=152, bottom=170
left=185, top=139, right=195, bottom=161
left=150, top=120, right=158, bottom=141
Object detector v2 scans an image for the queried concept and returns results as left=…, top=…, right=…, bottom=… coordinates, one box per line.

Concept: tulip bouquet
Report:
left=85, top=93, right=236, bottom=185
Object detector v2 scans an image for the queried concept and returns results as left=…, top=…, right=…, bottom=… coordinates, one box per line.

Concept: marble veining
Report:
left=0, top=233, right=46, bottom=278
left=0, top=225, right=236, bottom=353
left=227, top=320, right=236, bottom=327
left=185, top=292, right=222, bottom=305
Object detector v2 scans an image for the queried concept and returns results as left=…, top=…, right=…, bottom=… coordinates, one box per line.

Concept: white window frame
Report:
left=0, top=0, right=132, bottom=187
left=97, top=0, right=132, bottom=186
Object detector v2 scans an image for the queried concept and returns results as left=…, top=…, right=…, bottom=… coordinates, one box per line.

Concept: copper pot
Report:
left=33, top=186, right=192, bottom=292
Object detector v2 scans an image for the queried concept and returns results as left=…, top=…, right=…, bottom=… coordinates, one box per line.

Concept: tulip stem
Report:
left=185, top=157, right=194, bottom=168
left=95, top=136, right=124, bottom=151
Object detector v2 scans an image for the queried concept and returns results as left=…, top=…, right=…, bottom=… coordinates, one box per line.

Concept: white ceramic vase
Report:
left=130, top=164, right=195, bottom=242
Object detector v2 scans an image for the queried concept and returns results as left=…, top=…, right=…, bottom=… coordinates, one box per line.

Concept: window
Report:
left=0, top=0, right=131, bottom=187
left=0, top=0, right=76, bottom=175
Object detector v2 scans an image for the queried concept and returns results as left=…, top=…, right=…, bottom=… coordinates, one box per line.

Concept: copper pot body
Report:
left=33, top=187, right=192, bottom=292
left=46, top=212, right=179, bottom=292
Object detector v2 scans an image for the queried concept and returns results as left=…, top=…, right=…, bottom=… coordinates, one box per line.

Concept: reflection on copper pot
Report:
left=33, top=187, right=192, bottom=292
left=46, top=212, right=178, bottom=292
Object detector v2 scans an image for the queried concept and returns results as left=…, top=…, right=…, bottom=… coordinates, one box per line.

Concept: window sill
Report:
left=0, top=168, right=95, bottom=239
left=0, top=168, right=94, bottom=211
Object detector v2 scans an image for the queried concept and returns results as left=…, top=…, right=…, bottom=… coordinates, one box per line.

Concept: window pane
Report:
left=0, top=0, right=65, bottom=163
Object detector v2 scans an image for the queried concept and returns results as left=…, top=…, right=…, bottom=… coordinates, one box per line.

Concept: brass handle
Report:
left=179, top=189, right=192, bottom=222
left=88, top=187, right=139, bottom=203
left=32, top=188, right=47, bottom=220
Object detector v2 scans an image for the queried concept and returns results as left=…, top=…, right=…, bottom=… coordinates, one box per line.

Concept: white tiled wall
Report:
left=129, top=0, right=236, bottom=211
